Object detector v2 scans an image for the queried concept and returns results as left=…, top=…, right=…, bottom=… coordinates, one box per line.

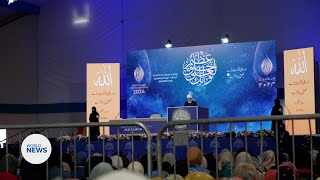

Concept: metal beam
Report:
left=0, top=0, right=40, bottom=15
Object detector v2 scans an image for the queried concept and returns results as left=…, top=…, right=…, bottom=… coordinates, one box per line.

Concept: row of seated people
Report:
left=0, top=144, right=320, bottom=180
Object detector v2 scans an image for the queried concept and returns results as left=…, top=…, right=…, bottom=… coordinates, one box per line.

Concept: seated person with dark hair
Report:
left=184, top=91, right=197, bottom=106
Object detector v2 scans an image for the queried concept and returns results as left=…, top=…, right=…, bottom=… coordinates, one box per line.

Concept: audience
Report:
left=2, top=135, right=320, bottom=180
left=89, top=162, right=113, bottom=180
left=233, top=162, right=260, bottom=180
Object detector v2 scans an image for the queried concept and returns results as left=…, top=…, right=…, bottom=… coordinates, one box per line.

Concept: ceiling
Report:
left=0, top=0, right=46, bottom=28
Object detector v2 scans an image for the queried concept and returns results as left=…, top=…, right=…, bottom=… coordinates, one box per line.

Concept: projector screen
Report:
left=127, top=41, right=277, bottom=132
left=284, top=47, right=316, bottom=135
left=87, top=63, right=120, bottom=135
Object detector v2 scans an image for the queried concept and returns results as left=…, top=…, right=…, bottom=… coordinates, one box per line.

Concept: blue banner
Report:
left=127, top=41, right=277, bottom=132
left=60, top=137, right=276, bottom=161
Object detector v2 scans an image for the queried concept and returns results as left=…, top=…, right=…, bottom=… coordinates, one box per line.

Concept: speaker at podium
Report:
left=167, top=106, right=209, bottom=132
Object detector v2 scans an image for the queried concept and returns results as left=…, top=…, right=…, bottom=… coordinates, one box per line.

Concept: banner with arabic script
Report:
left=87, top=63, right=120, bottom=135
left=284, top=47, right=315, bottom=135
left=127, top=41, right=277, bottom=132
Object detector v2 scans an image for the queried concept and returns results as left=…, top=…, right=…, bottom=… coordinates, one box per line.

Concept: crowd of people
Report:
left=0, top=137, right=319, bottom=180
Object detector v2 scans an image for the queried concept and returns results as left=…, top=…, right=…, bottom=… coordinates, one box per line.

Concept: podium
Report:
left=167, top=106, right=209, bottom=132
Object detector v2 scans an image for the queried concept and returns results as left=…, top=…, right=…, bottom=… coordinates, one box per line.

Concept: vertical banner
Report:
left=284, top=47, right=315, bottom=135
left=87, top=63, right=120, bottom=135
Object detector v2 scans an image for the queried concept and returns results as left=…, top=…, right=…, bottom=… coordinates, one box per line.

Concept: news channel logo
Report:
left=21, top=134, right=52, bottom=164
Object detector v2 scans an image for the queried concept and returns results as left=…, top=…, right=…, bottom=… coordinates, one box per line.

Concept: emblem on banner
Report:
left=85, top=143, right=95, bottom=152
left=183, top=51, right=217, bottom=86
left=233, top=139, right=244, bottom=149
left=210, top=139, right=220, bottom=149
left=189, top=139, right=198, bottom=147
left=261, top=57, right=273, bottom=75
left=256, top=140, right=267, bottom=148
left=134, top=65, right=144, bottom=83
left=166, top=140, right=174, bottom=150
left=172, top=108, right=191, bottom=130
left=105, top=142, right=115, bottom=157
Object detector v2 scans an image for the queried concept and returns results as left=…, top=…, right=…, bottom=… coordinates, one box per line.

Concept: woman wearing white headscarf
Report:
left=110, top=155, right=123, bottom=169
left=163, top=153, right=175, bottom=167
left=90, top=162, right=113, bottom=180
left=127, top=161, right=144, bottom=175
left=97, top=171, right=148, bottom=180
left=261, top=150, right=275, bottom=171
left=234, top=152, right=252, bottom=167
left=218, top=151, right=234, bottom=178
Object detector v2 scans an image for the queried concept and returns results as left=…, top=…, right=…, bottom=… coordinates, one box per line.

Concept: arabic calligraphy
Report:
left=94, top=98, right=112, bottom=105
left=261, top=57, right=273, bottom=75
left=183, top=51, right=217, bottom=86
left=226, top=67, right=247, bottom=79
left=91, top=91, right=115, bottom=96
left=94, top=64, right=113, bottom=87
left=226, top=67, right=247, bottom=73
left=290, top=50, right=308, bottom=75
left=291, top=87, right=308, bottom=96
left=288, top=80, right=309, bottom=86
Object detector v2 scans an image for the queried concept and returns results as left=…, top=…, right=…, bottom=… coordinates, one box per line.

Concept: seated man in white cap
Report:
left=184, top=91, right=198, bottom=106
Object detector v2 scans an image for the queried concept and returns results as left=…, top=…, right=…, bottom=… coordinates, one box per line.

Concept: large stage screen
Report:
left=284, top=47, right=315, bottom=135
left=127, top=41, right=277, bottom=132
left=87, top=63, right=120, bottom=135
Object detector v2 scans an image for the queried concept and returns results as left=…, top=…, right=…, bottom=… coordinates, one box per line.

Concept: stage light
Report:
left=8, top=0, right=17, bottom=5
left=165, top=40, right=172, bottom=48
left=221, top=35, right=229, bottom=44
left=72, top=3, right=90, bottom=26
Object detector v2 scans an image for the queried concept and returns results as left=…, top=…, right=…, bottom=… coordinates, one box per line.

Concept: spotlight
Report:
left=165, top=40, right=172, bottom=48
left=221, top=35, right=229, bottom=44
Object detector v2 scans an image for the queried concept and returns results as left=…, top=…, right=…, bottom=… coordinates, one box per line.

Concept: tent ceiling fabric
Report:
left=20, top=0, right=50, bottom=5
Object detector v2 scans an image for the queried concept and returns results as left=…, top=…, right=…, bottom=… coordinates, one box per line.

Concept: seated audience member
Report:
left=165, top=174, right=184, bottom=180
left=162, top=162, right=173, bottom=174
left=62, top=153, right=74, bottom=171
left=0, top=172, right=19, bottom=180
left=261, top=150, right=276, bottom=171
left=0, top=154, right=18, bottom=175
left=175, top=160, right=188, bottom=177
left=264, top=169, right=276, bottom=180
left=188, top=147, right=210, bottom=174
left=20, top=158, right=46, bottom=180
left=251, top=155, right=260, bottom=169
left=89, top=162, right=113, bottom=180
left=184, top=171, right=215, bottom=180
left=111, top=155, right=124, bottom=169
left=75, top=151, right=87, bottom=167
left=163, top=153, right=175, bottom=167
left=234, top=152, right=252, bottom=167
left=204, top=153, right=217, bottom=177
left=95, top=171, right=148, bottom=180
left=218, top=151, right=234, bottom=178
left=127, top=161, right=144, bottom=175
left=62, top=162, right=72, bottom=179
left=279, top=161, right=299, bottom=180
left=279, top=153, right=290, bottom=164
left=233, top=162, right=261, bottom=180
left=85, top=156, right=103, bottom=177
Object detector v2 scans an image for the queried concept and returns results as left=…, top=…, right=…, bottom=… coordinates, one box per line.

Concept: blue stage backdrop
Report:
left=127, top=41, right=277, bottom=132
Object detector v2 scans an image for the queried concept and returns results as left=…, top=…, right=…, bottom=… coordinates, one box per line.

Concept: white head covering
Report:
left=201, top=156, right=208, bottom=169
left=97, top=171, right=148, bottom=180
left=187, top=91, right=193, bottom=99
left=111, top=155, right=123, bottom=169
left=235, top=152, right=252, bottom=167
left=90, top=162, right=113, bottom=180
left=163, top=153, right=175, bottom=167
left=165, top=174, right=184, bottom=180
left=311, top=150, right=319, bottom=164
left=127, top=161, right=144, bottom=175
